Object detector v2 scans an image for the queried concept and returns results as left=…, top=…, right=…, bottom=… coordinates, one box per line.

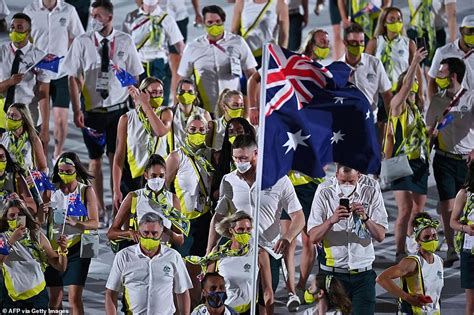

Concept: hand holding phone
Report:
left=16, top=215, right=26, bottom=228
left=339, top=198, right=350, bottom=211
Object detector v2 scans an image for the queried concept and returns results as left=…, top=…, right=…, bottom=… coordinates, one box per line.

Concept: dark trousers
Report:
left=319, top=269, right=377, bottom=314
left=288, top=13, right=304, bottom=52
left=174, top=211, right=212, bottom=257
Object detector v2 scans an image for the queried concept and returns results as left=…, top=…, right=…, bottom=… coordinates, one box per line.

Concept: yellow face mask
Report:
left=420, top=239, right=438, bottom=253
left=207, top=24, right=224, bottom=37
left=187, top=133, right=206, bottom=147
left=6, top=118, right=23, bottom=131
left=7, top=219, right=17, bottom=231
left=435, top=76, right=450, bottom=89
left=226, top=107, right=243, bottom=119
left=0, top=160, right=7, bottom=172
left=59, top=172, right=76, bottom=184
left=150, top=97, right=164, bottom=109
left=386, top=21, right=403, bottom=34
left=140, top=237, right=161, bottom=251
left=313, top=46, right=330, bottom=60
left=411, top=81, right=419, bottom=94
left=178, top=92, right=196, bottom=105
left=9, top=31, right=28, bottom=43
left=228, top=135, right=236, bottom=144
left=463, top=34, right=474, bottom=47
left=347, top=44, right=365, bottom=57
left=233, top=232, right=251, bottom=245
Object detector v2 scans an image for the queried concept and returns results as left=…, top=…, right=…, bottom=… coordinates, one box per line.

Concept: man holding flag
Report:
left=63, top=0, right=143, bottom=226
left=24, top=0, right=85, bottom=163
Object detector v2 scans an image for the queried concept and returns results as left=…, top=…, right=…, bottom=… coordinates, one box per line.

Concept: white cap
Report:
left=461, top=15, right=474, bottom=28
left=143, top=0, right=158, bottom=6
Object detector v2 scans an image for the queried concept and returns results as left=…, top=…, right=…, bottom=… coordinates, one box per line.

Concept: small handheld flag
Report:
left=67, top=193, right=88, bottom=217
left=35, top=54, right=64, bottom=73
left=30, top=169, right=56, bottom=192
left=0, top=235, right=10, bottom=255
left=82, top=127, right=106, bottom=147
left=112, top=64, right=137, bottom=87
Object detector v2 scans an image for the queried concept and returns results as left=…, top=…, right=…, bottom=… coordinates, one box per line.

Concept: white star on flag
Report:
left=330, top=130, right=345, bottom=144
left=283, top=130, right=311, bottom=154
left=366, top=110, right=371, bottom=120
left=334, top=97, right=345, bottom=104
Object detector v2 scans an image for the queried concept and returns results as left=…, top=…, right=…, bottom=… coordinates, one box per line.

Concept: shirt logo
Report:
left=117, top=51, right=125, bottom=59
left=437, top=271, right=442, bottom=279
left=244, top=263, right=251, bottom=272
left=59, top=18, right=67, bottom=27
left=163, top=265, right=171, bottom=275
left=366, top=73, right=376, bottom=83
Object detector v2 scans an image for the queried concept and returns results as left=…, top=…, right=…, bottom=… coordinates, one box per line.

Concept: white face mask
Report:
left=340, top=184, right=356, bottom=197
left=236, top=161, right=252, bottom=174
left=90, top=18, right=104, bottom=32
left=147, top=177, right=165, bottom=192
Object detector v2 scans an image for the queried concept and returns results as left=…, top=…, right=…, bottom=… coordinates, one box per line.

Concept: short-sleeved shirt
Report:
left=339, top=53, right=392, bottom=118
left=63, top=30, right=144, bottom=111
left=428, top=39, right=474, bottom=90
left=0, top=42, right=50, bottom=125
left=127, top=6, right=183, bottom=62
left=159, top=0, right=189, bottom=22
left=215, top=172, right=302, bottom=258
left=24, top=0, right=84, bottom=79
left=426, top=89, right=474, bottom=155
left=178, top=32, right=257, bottom=114
left=106, top=244, right=192, bottom=315
left=307, top=181, right=388, bottom=270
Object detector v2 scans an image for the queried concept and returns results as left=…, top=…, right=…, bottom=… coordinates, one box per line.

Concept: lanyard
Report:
left=94, top=33, right=116, bottom=60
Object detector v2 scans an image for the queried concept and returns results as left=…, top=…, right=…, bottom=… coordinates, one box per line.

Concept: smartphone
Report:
left=339, top=198, right=350, bottom=210
left=416, top=37, right=426, bottom=51
left=16, top=215, right=26, bottom=227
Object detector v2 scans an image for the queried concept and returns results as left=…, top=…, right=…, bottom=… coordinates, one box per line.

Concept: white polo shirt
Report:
left=215, top=172, right=302, bottom=258
left=0, top=42, right=50, bottom=125
left=428, top=39, right=474, bottom=90
left=307, top=182, right=388, bottom=270
left=426, top=89, right=474, bottom=155
left=106, top=244, right=192, bottom=315
left=160, top=0, right=189, bottom=22
left=63, top=30, right=144, bottom=111
left=339, top=53, right=392, bottom=117
left=24, top=0, right=84, bottom=79
left=128, top=6, right=183, bottom=62
left=178, top=32, right=257, bottom=114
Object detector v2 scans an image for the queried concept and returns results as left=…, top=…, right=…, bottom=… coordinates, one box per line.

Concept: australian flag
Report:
left=67, top=193, right=88, bottom=217
left=30, top=169, right=56, bottom=192
left=112, top=64, right=137, bottom=87
left=0, top=235, right=9, bottom=255
left=261, top=44, right=380, bottom=189
left=35, top=54, right=63, bottom=73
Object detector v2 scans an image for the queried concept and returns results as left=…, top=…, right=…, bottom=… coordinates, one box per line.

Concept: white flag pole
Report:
left=250, top=42, right=270, bottom=315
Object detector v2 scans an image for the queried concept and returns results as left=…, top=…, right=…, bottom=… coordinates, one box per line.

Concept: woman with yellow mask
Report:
left=377, top=213, right=444, bottom=315
left=366, top=7, right=422, bottom=96
left=300, top=29, right=331, bottom=63
left=0, top=103, right=47, bottom=173
left=112, top=77, right=173, bottom=213
left=166, top=114, right=214, bottom=258
left=208, top=89, right=245, bottom=151
left=0, top=199, right=68, bottom=311
left=44, top=152, right=99, bottom=315
left=0, top=143, right=35, bottom=211
left=385, top=48, right=430, bottom=262
left=107, top=154, right=186, bottom=252
left=170, top=78, right=212, bottom=151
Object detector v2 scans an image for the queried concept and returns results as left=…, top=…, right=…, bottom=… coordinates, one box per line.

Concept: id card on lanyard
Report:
left=94, top=33, right=116, bottom=92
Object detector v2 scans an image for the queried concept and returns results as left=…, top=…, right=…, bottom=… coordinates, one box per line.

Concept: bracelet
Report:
left=361, top=216, right=370, bottom=223
left=57, top=248, right=68, bottom=256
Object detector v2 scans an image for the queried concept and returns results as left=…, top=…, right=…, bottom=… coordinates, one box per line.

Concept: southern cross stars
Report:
left=283, top=130, right=311, bottom=154
left=330, top=130, right=345, bottom=144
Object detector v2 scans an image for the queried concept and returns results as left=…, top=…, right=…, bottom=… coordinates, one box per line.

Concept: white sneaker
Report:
left=287, top=292, right=301, bottom=312
left=406, top=235, right=419, bottom=255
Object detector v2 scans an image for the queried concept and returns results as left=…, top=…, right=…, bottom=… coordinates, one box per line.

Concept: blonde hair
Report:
left=217, top=89, right=243, bottom=117
left=215, top=211, right=253, bottom=238
left=139, top=76, right=164, bottom=92
left=185, top=114, right=208, bottom=129
left=373, top=7, right=406, bottom=38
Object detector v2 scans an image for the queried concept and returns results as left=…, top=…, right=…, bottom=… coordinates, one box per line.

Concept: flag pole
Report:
left=250, top=42, right=270, bottom=315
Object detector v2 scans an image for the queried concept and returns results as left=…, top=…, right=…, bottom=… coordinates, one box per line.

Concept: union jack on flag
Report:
left=67, top=193, right=87, bottom=217
left=30, top=169, right=56, bottom=192
left=261, top=44, right=380, bottom=189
